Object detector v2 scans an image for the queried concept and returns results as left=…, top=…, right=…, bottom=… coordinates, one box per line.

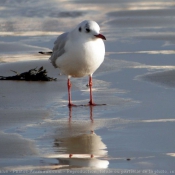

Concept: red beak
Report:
left=94, top=34, right=106, bottom=40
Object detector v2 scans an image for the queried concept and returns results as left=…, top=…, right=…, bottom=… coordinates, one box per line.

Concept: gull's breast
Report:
left=56, top=39, right=105, bottom=77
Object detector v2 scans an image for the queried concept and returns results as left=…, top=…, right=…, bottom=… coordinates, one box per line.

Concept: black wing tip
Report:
left=38, top=51, right=44, bottom=54
left=38, top=51, right=53, bottom=55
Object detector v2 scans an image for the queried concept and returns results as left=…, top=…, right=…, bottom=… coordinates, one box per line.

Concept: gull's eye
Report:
left=86, top=28, right=90, bottom=33
left=79, top=27, right=81, bottom=32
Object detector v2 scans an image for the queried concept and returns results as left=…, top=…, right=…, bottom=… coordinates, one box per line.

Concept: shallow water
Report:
left=0, top=0, right=175, bottom=174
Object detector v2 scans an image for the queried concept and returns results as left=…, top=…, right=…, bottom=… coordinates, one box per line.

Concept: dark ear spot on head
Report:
left=79, top=27, right=81, bottom=32
left=86, top=28, right=90, bottom=33
left=85, top=23, right=90, bottom=33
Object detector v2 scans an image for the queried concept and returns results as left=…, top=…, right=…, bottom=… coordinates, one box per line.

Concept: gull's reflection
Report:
left=53, top=106, right=109, bottom=169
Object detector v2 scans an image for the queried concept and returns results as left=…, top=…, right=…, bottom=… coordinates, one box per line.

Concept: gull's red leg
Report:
left=89, top=75, right=95, bottom=106
left=67, top=78, right=72, bottom=106
left=67, top=78, right=76, bottom=107
left=88, top=75, right=106, bottom=106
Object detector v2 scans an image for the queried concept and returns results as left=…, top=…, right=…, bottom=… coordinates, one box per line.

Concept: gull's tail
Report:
left=38, top=51, right=53, bottom=55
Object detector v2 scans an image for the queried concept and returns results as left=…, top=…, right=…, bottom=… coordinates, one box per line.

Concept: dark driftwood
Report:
left=0, top=66, right=57, bottom=81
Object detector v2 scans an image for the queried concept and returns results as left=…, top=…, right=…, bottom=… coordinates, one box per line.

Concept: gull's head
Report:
left=77, top=20, right=106, bottom=40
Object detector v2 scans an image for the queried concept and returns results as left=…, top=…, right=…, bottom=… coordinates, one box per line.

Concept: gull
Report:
left=39, top=20, right=106, bottom=107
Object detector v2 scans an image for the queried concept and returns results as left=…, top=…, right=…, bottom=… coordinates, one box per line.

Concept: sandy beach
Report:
left=1, top=0, right=175, bottom=175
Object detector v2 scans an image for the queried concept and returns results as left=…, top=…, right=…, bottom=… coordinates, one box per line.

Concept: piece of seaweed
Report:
left=0, top=66, right=57, bottom=81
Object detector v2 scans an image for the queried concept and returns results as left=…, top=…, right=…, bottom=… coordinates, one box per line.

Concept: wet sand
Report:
left=1, top=0, right=175, bottom=174
left=0, top=57, right=175, bottom=175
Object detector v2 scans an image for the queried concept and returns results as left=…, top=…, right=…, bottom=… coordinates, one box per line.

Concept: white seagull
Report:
left=39, top=20, right=106, bottom=107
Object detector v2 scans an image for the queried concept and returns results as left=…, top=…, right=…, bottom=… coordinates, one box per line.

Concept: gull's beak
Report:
left=94, top=34, right=106, bottom=40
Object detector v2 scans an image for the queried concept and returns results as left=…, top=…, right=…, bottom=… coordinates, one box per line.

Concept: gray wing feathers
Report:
left=49, top=32, right=68, bottom=68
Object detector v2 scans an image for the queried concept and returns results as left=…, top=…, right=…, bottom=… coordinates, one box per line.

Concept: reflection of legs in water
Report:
left=90, top=106, right=94, bottom=158
left=68, top=105, right=94, bottom=122
left=68, top=109, right=72, bottom=158
left=68, top=105, right=95, bottom=159
left=68, top=106, right=72, bottom=122
left=90, top=105, right=94, bottom=122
